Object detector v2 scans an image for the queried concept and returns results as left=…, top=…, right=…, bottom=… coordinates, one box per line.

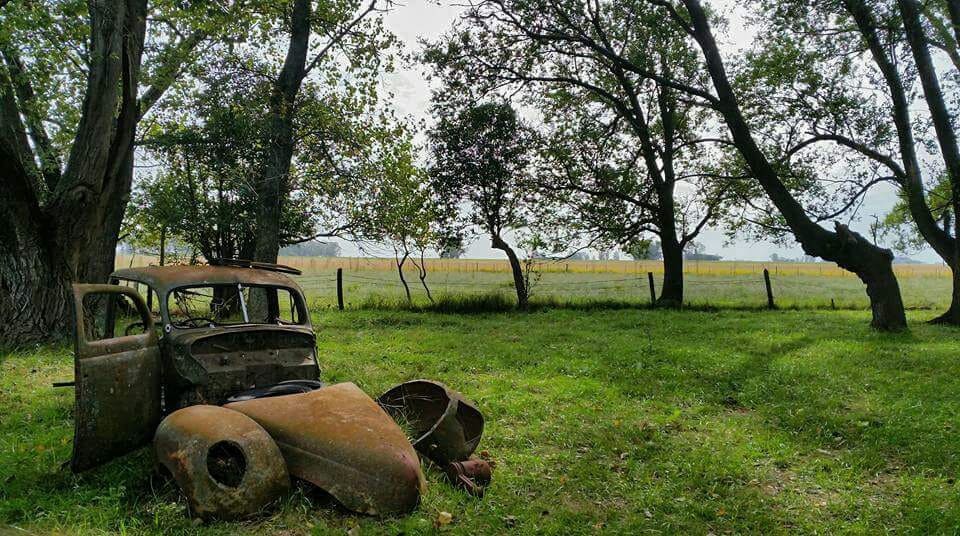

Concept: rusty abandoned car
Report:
left=66, top=260, right=491, bottom=520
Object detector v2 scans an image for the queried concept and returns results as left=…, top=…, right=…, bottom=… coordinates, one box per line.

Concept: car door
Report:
left=70, top=284, right=162, bottom=472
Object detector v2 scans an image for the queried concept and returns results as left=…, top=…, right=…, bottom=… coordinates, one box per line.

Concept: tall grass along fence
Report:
left=292, top=266, right=949, bottom=313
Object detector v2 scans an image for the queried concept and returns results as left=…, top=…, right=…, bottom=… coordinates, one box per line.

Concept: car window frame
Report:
left=164, top=283, right=308, bottom=330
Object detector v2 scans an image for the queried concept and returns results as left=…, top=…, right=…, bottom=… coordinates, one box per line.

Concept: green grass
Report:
left=2, top=308, right=960, bottom=534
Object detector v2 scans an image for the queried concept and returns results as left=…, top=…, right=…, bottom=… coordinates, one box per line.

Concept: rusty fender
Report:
left=154, top=405, right=290, bottom=521
left=226, top=382, right=425, bottom=516
left=377, top=380, right=491, bottom=495
left=376, top=380, right=484, bottom=465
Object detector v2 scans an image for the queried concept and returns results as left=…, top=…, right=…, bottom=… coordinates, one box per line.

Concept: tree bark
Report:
left=680, top=0, right=907, bottom=331
left=0, top=139, right=71, bottom=344
left=253, top=0, right=311, bottom=265
left=395, top=249, right=412, bottom=304
left=0, top=0, right=147, bottom=345
left=659, top=231, right=684, bottom=307
left=656, top=159, right=684, bottom=306
left=897, top=0, right=960, bottom=325
left=492, top=234, right=528, bottom=309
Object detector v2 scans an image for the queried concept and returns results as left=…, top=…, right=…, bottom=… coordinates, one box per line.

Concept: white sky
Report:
left=332, top=0, right=940, bottom=263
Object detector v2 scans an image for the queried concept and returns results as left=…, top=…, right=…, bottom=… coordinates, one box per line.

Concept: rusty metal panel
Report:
left=226, top=383, right=425, bottom=516
left=70, top=284, right=162, bottom=472
left=445, top=458, right=493, bottom=496
left=377, top=380, right=484, bottom=465
left=155, top=405, right=290, bottom=520
left=110, top=265, right=305, bottom=298
left=162, top=327, right=319, bottom=409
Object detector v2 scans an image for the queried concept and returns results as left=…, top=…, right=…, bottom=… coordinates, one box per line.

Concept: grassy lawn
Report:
left=2, top=307, right=960, bottom=534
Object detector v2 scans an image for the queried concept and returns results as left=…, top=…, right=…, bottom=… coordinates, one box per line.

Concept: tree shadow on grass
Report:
left=579, top=312, right=958, bottom=475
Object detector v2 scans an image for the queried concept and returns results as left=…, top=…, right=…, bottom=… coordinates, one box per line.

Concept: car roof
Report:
left=111, top=265, right=302, bottom=295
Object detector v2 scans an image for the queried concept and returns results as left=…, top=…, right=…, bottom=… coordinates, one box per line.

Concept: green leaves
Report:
left=427, top=102, right=538, bottom=241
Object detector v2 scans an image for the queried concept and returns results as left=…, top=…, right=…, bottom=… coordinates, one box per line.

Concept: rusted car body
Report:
left=109, top=264, right=319, bottom=409
left=67, top=261, right=487, bottom=520
left=69, top=264, right=319, bottom=470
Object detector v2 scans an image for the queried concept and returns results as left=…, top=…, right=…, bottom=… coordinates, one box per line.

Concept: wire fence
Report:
left=294, top=267, right=950, bottom=312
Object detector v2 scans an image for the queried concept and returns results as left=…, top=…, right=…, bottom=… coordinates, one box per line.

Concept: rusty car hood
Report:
left=225, top=383, right=426, bottom=515
left=161, top=324, right=319, bottom=408
left=166, top=323, right=315, bottom=344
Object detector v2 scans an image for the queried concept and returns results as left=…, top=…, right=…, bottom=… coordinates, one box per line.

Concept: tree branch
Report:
left=303, top=0, right=379, bottom=76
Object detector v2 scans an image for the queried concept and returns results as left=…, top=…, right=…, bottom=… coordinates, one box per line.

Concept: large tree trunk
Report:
left=659, top=233, right=684, bottom=307
left=253, top=0, right=311, bottom=265
left=656, top=181, right=684, bottom=306
left=0, top=161, right=72, bottom=344
left=0, top=0, right=147, bottom=345
left=844, top=0, right=958, bottom=325
left=614, top=65, right=686, bottom=307
left=681, top=0, right=907, bottom=331
left=492, top=234, right=528, bottom=309
left=932, top=265, right=960, bottom=324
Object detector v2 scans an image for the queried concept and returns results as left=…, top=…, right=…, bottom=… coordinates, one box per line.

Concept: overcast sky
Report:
left=336, top=0, right=940, bottom=263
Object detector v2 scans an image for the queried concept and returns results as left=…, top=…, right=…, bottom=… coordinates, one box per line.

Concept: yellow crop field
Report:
left=280, top=256, right=950, bottom=278
left=115, top=254, right=949, bottom=278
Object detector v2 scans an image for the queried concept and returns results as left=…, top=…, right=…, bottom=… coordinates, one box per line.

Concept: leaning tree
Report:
left=636, top=0, right=908, bottom=330
left=746, top=0, right=960, bottom=324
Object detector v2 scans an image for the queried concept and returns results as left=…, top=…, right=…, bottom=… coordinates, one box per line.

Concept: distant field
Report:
left=271, top=255, right=950, bottom=278
left=115, top=255, right=952, bottom=313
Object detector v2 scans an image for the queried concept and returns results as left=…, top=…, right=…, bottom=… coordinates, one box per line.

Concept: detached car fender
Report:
left=226, top=382, right=426, bottom=516
left=155, top=405, right=290, bottom=520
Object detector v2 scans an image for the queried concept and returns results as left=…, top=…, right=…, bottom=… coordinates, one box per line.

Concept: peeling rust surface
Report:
left=71, top=284, right=162, bottom=472
left=111, top=264, right=304, bottom=297
left=154, top=405, right=290, bottom=521
left=377, top=380, right=484, bottom=466
left=162, top=326, right=318, bottom=409
left=107, top=265, right=320, bottom=411
left=445, top=458, right=492, bottom=496
left=226, top=383, right=425, bottom=516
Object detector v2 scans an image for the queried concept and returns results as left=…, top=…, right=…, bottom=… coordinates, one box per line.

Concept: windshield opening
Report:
left=166, top=284, right=305, bottom=329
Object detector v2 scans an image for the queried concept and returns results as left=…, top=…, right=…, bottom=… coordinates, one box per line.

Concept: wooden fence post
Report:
left=336, top=268, right=344, bottom=311
left=763, top=268, right=775, bottom=309
left=648, top=272, right=656, bottom=305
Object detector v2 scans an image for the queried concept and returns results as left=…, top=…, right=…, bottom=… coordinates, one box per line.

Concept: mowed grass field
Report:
left=3, top=307, right=960, bottom=534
